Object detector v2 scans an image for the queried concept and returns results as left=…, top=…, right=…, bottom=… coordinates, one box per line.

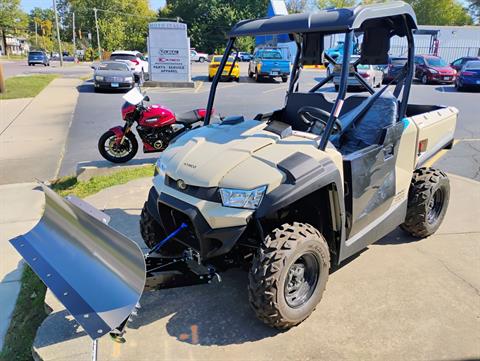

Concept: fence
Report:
left=390, top=45, right=480, bottom=62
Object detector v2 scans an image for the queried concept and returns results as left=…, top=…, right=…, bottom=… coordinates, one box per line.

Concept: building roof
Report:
left=229, top=1, right=417, bottom=37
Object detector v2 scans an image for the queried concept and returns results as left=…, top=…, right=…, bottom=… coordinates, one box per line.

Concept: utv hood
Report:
left=160, top=120, right=279, bottom=187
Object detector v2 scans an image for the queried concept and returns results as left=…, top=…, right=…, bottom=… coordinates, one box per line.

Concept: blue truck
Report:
left=248, top=48, right=290, bottom=82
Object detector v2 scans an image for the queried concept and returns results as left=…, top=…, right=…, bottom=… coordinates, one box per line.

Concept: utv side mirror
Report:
left=143, top=96, right=150, bottom=102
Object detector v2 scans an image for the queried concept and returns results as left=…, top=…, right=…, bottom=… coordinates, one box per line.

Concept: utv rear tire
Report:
left=401, top=167, right=450, bottom=238
left=140, top=202, right=185, bottom=257
left=248, top=222, right=330, bottom=329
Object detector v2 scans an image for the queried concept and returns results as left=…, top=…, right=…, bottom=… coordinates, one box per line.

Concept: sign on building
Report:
left=147, top=22, right=192, bottom=85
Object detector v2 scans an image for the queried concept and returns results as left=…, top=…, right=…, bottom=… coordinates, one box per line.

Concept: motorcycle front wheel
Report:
left=98, top=130, right=138, bottom=163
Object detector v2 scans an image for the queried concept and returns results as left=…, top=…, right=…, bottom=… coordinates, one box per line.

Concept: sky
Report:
left=21, top=0, right=166, bottom=12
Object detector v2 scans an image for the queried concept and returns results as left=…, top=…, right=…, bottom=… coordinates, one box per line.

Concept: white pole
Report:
left=52, top=0, right=63, bottom=66
left=72, top=12, right=76, bottom=60
left=93, top=8, right=101, bottom=60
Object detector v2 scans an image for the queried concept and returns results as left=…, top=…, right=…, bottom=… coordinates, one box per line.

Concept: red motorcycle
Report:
left=98, top=88, right=208, bottom=163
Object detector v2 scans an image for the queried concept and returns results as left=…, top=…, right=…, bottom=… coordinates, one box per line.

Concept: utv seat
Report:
left=176, top=109, right=204, bottom=125
left=332, top=91, right=398, bottom=155
left=282, top=92, right=368, bottom=131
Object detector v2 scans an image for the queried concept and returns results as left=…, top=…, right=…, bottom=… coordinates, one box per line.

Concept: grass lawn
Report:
left=0, top=74, right=58, bottom=100
left=0, top=55, right=26, bottom=60
left=0, top=164, right=154, bottom=361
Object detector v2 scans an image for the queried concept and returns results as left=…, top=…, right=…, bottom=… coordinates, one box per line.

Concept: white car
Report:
left=110, top=50, right=149, bottom=81
left=190, top=49, right=208, bottom=63
left=328, top=55, right=384, bottom=90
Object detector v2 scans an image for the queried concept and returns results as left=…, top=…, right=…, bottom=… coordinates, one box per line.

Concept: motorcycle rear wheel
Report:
left=98, top=130, right=138, bottom=163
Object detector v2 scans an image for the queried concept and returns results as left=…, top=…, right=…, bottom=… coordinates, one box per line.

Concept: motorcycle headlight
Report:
left=125, top=77, right=133, bottom=82
left=219, top=186, right=267, bottom=210
left=95, top=75, right=104, bottom=81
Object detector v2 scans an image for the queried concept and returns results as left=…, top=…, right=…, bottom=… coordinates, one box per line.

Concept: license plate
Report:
left=270, top=71, right=278, bottom=76
left=444, top=76, right=451, bottom=80
left=111, top=82, right=119, bottom=87
left=222, top=71, right=229, bottom=75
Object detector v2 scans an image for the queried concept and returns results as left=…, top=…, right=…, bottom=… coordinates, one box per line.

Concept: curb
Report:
left=76, top=161, right=154, bottom=182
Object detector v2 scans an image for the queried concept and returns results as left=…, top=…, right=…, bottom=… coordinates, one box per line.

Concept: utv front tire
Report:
left=401, top=167, right=450, bottom=238
left=140, top=202, right=184, bottom=257
left=248, top=222, right=330, bottom=329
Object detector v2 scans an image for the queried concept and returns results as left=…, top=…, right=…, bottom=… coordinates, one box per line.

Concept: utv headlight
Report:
left=219, top=186, right=267, bottom=210
left=154, top=159, right=167, bottom=177
left=95, top=75, right=104, bottom=81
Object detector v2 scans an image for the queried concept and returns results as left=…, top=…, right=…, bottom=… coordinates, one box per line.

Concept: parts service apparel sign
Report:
left=148, top=22, right=191, bottom=83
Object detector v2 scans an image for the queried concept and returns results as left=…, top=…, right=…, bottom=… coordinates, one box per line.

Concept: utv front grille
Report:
left=157, top=202, right=200, bottom=251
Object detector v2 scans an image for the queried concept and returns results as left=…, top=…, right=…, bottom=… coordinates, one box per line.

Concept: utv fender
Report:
left=255, top=153, right=344, bottom=222
left=146, top=185, right=162, bottom=223
left=9, top=184, right=146, bottom=340
left=109, top=126, right=125, bottom=143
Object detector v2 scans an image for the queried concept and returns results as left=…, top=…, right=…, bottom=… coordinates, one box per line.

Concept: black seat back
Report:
left=338, top=92, right=398, bottom=154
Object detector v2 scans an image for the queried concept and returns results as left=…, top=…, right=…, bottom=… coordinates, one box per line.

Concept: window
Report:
left=425, top=57, right=447, bottom=67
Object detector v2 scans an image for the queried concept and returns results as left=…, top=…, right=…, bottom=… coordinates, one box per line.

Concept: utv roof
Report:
left=229, top=1, right=417, bottom=37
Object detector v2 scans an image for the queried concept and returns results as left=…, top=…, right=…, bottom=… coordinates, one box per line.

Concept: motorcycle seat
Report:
left=176, top=110, right=204, bottom=125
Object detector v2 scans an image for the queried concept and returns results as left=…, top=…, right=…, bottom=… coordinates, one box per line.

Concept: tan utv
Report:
left=10, top=1, right=458, bottom=344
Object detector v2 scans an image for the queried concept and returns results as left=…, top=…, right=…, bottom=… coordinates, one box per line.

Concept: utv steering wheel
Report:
left=298, top=106, right=342, bottom=135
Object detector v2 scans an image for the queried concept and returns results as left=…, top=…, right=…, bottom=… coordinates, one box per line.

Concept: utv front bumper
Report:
left=146, top=186, right=247, bottom=260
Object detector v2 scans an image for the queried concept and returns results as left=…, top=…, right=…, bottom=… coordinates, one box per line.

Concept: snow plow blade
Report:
left=9, top=184, right=146, bottom=340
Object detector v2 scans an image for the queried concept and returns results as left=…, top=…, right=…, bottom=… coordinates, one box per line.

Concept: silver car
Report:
left=93, top=61, right=135, bottom=92
left=329, top=56, right=384, bottom=91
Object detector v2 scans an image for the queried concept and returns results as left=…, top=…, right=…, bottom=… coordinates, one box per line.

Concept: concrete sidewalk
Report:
left=0, top=77, right=81, bottom=184
left=32, top=174, right=480, bottom=361
left=0, top=183, right=44, bottom=351
left=0, top=77, right=81, bottom=351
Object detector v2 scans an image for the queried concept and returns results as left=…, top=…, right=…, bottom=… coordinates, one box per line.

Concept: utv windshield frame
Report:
left=203, top=1, right=417, bottom=151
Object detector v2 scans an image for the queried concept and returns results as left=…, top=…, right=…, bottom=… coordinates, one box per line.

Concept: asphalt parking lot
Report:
left=59, top=62, right=480, bottom=182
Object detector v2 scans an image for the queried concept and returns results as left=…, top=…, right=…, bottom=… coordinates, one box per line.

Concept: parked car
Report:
left=208, top=55, right=240, bottom=81
left=330, top=55, right=383, bottom=90
left=248, top=49, right=290, bottom=82
left=382, top=57, right=407, bottom=83
left=238, top=52, right=253, bottom=62
left=93, top=61, right=135, bottom=92
left=450, top=56, right=480, bottom=72
left=455, top=60, right=480, bottom=91
left=190, top=49, right=208, bottom=63
left=110, top=51, right=148, bottom=81
left=414, top=55, right=456, bottom=84
left=28, top=51, right=49, bottom=66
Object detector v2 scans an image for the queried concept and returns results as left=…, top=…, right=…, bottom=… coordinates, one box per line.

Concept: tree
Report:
left=57, top=0, right=156, bottom=53
left=0, top=0, right=27, bottom=55
left=405, top=0, right=472, bottom=25
left=286, top=0, right=308, bottom=13
left=316, top=0, right=355, bottom=9
left=159, top=0, right=269, bottom=53
left=467, top=0, right=480, bottom=21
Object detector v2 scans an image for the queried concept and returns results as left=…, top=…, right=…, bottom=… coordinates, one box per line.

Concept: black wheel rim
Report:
left=105, top=135, right=132, bottom=158
left=284, top=252, right=319, bottom=308
left=427, top=188, right=444, bottom=225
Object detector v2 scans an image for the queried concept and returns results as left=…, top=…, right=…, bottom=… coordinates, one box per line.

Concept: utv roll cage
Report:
left=204, top=1, right=417, bottom=151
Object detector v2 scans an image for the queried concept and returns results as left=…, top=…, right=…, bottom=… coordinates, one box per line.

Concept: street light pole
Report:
left=35, top=21, right=38, bottom=46
left=52, top=0, right=63, bottom=66
left=72, top=12, right=76, bottom=60
left=93, top=8, right=101, bottom=60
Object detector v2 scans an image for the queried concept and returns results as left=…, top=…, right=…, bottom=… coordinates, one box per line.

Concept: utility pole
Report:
left=53, top=0, right=63, bottom=66
left=72, top=12, right=76, bottom=61
left=35, top=21, right=38, bottom=46
left=93, top=8, right=101, bottom=60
